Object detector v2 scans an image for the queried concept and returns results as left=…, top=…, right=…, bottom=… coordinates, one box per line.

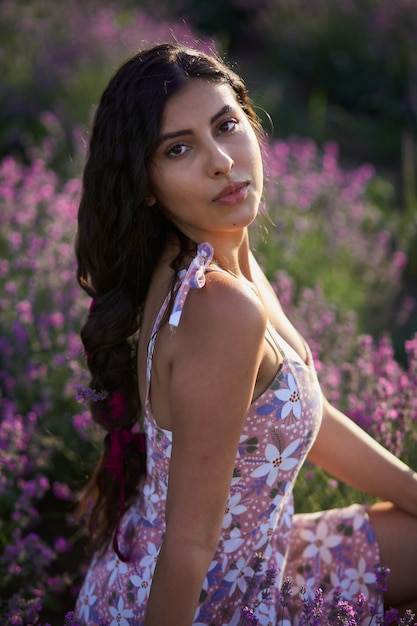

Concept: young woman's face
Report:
left=148, top=79, right=264, bottom=243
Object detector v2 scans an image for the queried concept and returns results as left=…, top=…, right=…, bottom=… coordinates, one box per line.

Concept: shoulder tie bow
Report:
left=169, top=242, right=214, bottom=328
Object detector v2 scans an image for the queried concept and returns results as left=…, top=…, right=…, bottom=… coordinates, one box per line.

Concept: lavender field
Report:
left=1, top=1, right=416, bottom=624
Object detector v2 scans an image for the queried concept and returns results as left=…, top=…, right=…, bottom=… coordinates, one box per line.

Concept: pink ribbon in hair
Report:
left=108, top=390, right=128, bottom=421
left=104, top=426, right=146, bottom=561
left=104, top=426, right=146, bottom=484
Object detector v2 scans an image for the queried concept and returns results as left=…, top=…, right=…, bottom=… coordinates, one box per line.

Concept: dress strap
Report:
left=169, top=242, right=214, bottom=328
left=145, top=242, right=214, bottom=390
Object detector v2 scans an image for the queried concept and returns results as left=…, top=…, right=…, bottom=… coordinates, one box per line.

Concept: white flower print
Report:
left=329, top=570, right=350, bottom=590
left=293, top=571, right=317, bottom=598
left=281, top=497, right=294, bottom=529
left=106, top=554, right=128, bottom=585
left=344, top=556, right=376, bottom=596
left=257, top=601, right=289, bottom=626
left=253, top=519, right=276, bottom=550
left=323, top=571, right=349, bottom=604
left=275, top=373, right=301, bottom=418
left=78, top=581, right=97, bottom=622
left=130, top=573, right=151, bottom=603
left=223, top=493, right=247, bottom=528
left=123, top=507, right=138, bottom=527
left=201, top=559, right=218, bottom=591
left=223, top=556, right=253, bottom=595
left=222, top=527, right=244, bottom=554
left=263, top=541, right=275, bottom=565
left=269, top=551, right=287, bottom=581
left=251, top=439, right=301, bottom=487
left=109, top=596, right=134, bottom=626
left=140, top=541, right=159, bottom=572
left=347, top=505, right=368, bottom=531
left=145, top=451, right=155, bottom=475
left=142, top=484, right=160, bottom=522
left=300, top=519, right=342, bottom=564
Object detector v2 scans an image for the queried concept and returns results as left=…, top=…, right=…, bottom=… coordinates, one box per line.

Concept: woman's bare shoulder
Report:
left=179, top=268, right=267, bottom=340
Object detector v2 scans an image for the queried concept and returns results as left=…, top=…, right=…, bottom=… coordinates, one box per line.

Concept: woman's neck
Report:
left=210, top=232, right=253, bottom=282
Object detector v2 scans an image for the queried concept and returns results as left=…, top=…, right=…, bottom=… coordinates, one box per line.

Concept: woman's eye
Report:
left=218, top=118, right=238, bottom=133
left=166, top=143, right=188, bottom=157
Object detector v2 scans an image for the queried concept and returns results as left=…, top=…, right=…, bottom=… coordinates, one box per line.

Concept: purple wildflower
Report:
left=252, top=552, right=266, bottom=574
left=354, top=593, right=368, bottom=621
left=239, top=605, right=259, bottom=625
left=335, top=599, right=358, bottom=626
left=312, top=588, right=324, bottom=625
left=53, top=536, right=71, bottom=553
left=64, top=612, right=81, bottom=626
left=52, top=481, right=74, bottom=501
left=384, top=607, right=400, bottom=624
left=260, top=565, right=278, bottom=601
left=374, top=565, right=391, bottom=594
left=280, top=576, right=294, bottom=608
left=74, top=384, right=109, bottom=403
left=398, top=609, right=417, bottom=626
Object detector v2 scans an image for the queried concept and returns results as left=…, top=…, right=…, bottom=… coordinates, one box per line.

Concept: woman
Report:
left=74, top=43, right=417, bottom=625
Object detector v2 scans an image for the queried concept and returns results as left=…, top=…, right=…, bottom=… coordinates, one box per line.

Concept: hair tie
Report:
left=108, top=390, right=128, bottom=421
left=104, top=426, right=146, bottom=561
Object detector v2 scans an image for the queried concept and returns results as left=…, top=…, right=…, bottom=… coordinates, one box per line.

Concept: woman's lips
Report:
left=212, top=182, right=249, bottom=205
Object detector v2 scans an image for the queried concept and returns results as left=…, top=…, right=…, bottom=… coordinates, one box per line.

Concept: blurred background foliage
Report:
left=1, top=0, right=416, bottom=292
left=171, top=0, right=417, bottom=303
left=2, top=0, right=417, bottom=182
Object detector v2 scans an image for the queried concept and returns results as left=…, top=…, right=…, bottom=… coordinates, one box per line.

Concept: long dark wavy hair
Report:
left=75, top=42, right=262, bottom=557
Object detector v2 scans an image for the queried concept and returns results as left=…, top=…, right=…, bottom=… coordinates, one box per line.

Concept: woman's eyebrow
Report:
left=158, top=105, right=234, bottom=145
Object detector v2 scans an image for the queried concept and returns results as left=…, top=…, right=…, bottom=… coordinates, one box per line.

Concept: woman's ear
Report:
left=144, top=193, right=157, bottom=207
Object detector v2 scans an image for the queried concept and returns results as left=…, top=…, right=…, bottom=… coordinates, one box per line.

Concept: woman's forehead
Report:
left=160, top=80, right=240, bottom=132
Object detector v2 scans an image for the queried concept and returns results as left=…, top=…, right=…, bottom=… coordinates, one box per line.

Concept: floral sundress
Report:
left=75, top=243, right=382, bottom=625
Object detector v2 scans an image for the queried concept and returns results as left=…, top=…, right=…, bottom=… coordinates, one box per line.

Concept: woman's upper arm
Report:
left=164, top=275, right=267, bottom=551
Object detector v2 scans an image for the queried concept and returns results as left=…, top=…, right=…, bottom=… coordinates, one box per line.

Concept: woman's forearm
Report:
left=309, top=397, right=417, bottom=517
left=144, top=535, right=214, bottom=626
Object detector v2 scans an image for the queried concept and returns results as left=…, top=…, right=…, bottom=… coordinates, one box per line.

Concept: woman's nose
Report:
left=207, top=142, right=234, bottom=177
